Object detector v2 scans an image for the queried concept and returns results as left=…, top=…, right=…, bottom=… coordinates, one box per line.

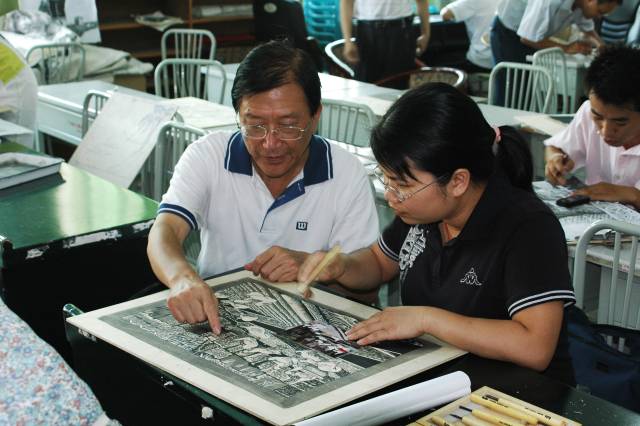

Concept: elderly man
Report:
left=147, top=40, right=379, bottom=333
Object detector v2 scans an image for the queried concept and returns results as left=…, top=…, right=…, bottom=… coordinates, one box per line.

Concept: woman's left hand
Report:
left=346, top=306, right=429, bottom=345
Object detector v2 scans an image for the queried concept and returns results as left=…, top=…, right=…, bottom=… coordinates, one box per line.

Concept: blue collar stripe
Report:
left=224, top=131, right=252, bottom=175
left=259, top=179, right=306, bottom=232
left=303, top=135, right=333, bottom=185
left=224, top=133, right=333, bottom=186
left=158, top=203, right=198, bottom=230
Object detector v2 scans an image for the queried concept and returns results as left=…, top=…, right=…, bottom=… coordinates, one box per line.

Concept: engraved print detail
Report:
left=398, top=226, right=426, bottom=284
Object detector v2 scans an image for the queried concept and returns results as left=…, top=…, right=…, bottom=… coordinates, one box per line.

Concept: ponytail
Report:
left=493, top=126, right=534, bottom=193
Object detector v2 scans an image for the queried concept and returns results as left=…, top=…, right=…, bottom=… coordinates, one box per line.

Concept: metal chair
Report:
left=318, top=99, right=376, bottom=147
left=161, top=28, right=216, bottom=60
left=139, top=121, right=207, bottom=265
left=324, top=38, right=355, bottom=78
left=488, top=62, right=554, bottom=113
left=154, top=58, right=227, bottom=103
left=26, top=43, right=86, bottom=84
left=532, top=47, right=570, bottom=114
left=139, top=121, right=207, bottom=202
left=81, top=90, right=110, bottom=137
left=574, top=219, right=640, bottom=331
left=374, top=66, right=468, bottom=92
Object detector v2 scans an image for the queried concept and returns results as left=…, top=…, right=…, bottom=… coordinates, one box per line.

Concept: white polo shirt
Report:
left=544, top=100, right=640, bottom=189
left=159, top=131, right=379, bottom=278
left=354, top=0, right=413, bottom=20
left=442, top=0, right=499, bottom=69
left=497, top=0, right=594, bottom=41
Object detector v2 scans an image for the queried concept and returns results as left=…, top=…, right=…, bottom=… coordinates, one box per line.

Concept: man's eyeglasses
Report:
left=238, top=119, right=312, bottom=141
left=373, top=166, right=443, bottom=203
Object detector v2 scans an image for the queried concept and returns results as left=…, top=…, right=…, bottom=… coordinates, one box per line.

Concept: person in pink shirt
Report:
left=544, top=45, right=640, bottom=210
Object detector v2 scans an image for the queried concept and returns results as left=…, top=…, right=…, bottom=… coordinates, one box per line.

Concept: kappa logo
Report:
left=296, top=221, right=308, bottom=231
left=460, top=268, right=482, bottom=286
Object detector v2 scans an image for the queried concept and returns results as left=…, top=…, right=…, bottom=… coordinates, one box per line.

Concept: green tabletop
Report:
left=0, top=142, right=158, bottom=265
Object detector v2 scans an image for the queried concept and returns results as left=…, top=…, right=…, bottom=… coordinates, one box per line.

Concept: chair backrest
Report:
left=303, top=0, right=342, bottom=47
left=532, top=47, right=570, bottom=114
left=374, top=66, right=468, bottom=91
left=154, top=58, right=227, bottom=103
left=488, top=62, right=554, bottom=113
left=574, top=219, right=640, bottom=330
left=26, top=43, right=86, bottom=84
left=324, top=38, right=355, bottom=79
left=318, top=99, right=376, bottom=147
left=81, top=90, right=110, bottom=137
left=139, top=121, right=207, bottom=202
left=161, top=28, right=216, bottom=60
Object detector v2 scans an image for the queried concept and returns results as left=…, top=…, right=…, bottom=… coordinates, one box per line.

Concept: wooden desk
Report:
left=0, top=142, right=159, bottom=362
left=64, top=309, right=640, bottom=426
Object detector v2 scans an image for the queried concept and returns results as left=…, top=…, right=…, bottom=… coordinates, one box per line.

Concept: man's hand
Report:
left=343, top=40, right=359, bottom=64
left=573, top=182, right=640, bottom=209
left=416, top=34, right=429, bottom=56
left=564, top=40, right=593, bottom=55
left=345, top=306, right=428, bottom=345
left=167, top=277, right=221, bottom=334
left=245, top=246, right=308, bottom=283
left=545, top=153, right=575, bottom=186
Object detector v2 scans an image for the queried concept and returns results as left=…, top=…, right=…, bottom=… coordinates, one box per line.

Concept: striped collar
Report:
left=223, top=131, right=334, bottom=186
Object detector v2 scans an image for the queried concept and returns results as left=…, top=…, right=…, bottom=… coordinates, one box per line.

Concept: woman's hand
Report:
left=346, top=306, right=429, bottom=345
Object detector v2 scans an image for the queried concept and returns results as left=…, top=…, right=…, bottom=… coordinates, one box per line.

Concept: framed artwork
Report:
left=67, top=270, right=466, bottom=425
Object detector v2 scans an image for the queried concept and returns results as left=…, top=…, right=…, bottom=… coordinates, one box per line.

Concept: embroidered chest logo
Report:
left=460, top=268, right=482, bottom=286
left=296, top=221, right=308, bottom=231
left=398, top=226, right=426, bottom=284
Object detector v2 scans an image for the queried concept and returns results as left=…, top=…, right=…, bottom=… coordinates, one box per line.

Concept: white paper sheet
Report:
left=162, top=97, right=236, bottom=130
left=69, top=92, right=177, bottom=188
left=295, top=371, right=471, bottom=426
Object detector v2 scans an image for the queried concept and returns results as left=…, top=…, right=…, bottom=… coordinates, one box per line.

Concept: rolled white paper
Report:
left=295, top=370, right=471, bottom=426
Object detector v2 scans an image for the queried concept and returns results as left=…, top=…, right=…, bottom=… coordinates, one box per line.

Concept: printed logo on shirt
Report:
left=460, top=268, right=482, bottom=286
left=296, top=221, right=308, bottom=231
left=398, top=225, right=426, bottom=284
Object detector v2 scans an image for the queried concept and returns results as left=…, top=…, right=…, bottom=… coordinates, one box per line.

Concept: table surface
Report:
left=0, top=142, right=157, bottom=263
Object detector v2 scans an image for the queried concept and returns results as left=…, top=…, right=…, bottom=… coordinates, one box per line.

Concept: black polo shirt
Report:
left=378, top=171, right=576, bottom=383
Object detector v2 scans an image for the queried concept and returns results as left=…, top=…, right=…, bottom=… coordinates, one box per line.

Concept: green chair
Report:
left=26, top=42, right=86, bottom=84
left=161, top=28, right=216, bottom=60
left=154, top=58, right=227, bottom=103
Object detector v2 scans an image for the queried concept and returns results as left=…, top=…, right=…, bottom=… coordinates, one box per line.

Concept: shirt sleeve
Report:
left=159, top=135, right=218, bottom=230
left=544, top=101, right=592, bottom=170
left=329, top=154, right=379, bottom=253
left=378, top=216, right=413, bottom=262
left=503, top=210, right=575, bottom=317
left=575, top=14, right=595, bottom=32
left=517, top=0, right=555, bottom=41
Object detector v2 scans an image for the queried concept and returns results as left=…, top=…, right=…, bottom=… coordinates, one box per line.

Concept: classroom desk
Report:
left=63, top=302, right=640, bottom=426
left=0, top=142, right=159, bottom=363
left=37, top=80, right=160, bottom=147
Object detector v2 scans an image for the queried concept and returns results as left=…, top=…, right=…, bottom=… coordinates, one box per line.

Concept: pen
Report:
left=484, top=394, right=566, bottom=426
left=470, top=394, right=537, bottom=424
left=459, top=406, right=522, bottom=426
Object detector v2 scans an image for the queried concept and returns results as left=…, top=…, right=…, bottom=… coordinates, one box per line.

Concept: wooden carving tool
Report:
left=470, top=394, right=537, bottom=424
left=297, top=245, right=341, bottom=297
left=483, top=394, right=566, bottom=426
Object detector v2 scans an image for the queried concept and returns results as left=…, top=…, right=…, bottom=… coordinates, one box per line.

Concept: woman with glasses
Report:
left=299, top=83, right=576, bottom=384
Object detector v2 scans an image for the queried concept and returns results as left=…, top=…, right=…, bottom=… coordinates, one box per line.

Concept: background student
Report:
left=340, top=0, right=430, bottom=86
left=440, top=0, right=500, bottom=73
left=545, top=45, right=640, bottom=210
left=299, top=83, right=576, bottom=384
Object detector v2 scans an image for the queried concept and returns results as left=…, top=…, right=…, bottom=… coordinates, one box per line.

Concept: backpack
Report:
left=566, top=305, right=640, bottom=412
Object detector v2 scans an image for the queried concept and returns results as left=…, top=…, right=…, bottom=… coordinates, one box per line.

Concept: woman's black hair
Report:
left=371, top=83, right=533, bottom=192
